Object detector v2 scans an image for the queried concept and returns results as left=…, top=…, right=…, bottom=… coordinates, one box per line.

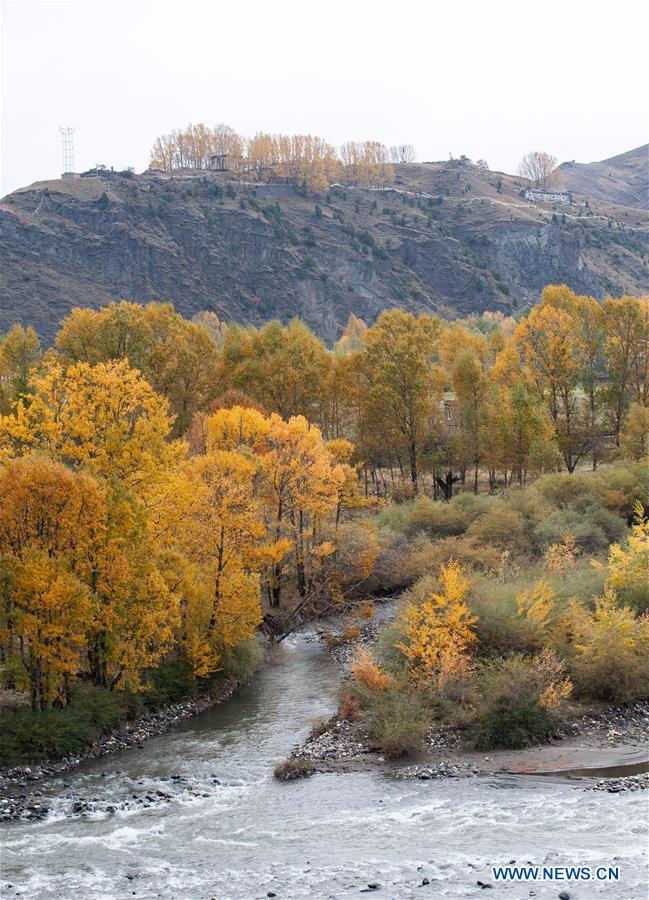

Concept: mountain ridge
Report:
left=558, top=144, right=648, bottom=210
left=1, top=150, right=647, bottom=343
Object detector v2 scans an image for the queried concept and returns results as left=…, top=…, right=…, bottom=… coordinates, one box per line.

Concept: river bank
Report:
left=3, top=628, right=648, bottom=899
left=287, top=622, right=649, bottom=791
left=0, top=676, right=245, bottom=820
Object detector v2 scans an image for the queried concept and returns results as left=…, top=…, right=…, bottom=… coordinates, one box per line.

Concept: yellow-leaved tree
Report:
left=0, top=457, right=103, bottom=708
left=398, top=561, right=477, bottom=684
left=259, top=413, right=344, bottom=609
left=86, top=484, right=178, bottom=691
left=601, top=500, right=649, bottom=609
left=515, top=303, right=589, bottom=473
left=516, top=580, right=558, bottom=639
left=184, top=450, right=263, bottom=669
left=572, top=588, right=649, bottom=702
left=0, top=358, right=182, bottom=494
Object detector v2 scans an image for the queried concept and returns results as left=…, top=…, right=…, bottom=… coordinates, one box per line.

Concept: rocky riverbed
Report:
left=0, top=772, right=228, bottom=824
left=588, top=772, right=649, bottom=793
left=0, top=679, right=243, bottom=822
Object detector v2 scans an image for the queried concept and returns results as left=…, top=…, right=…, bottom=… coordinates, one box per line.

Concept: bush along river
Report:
left=1, top=627, right=648, bottom=899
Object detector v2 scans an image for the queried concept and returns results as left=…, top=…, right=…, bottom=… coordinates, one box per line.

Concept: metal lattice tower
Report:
left=59, top=126, right=75, bottom=174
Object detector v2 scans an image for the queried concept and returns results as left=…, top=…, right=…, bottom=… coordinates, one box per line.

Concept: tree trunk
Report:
left=409, top=439, right=418, bottom=494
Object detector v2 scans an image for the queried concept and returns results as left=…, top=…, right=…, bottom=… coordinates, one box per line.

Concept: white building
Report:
left=520, top=188, right=572, bottom=204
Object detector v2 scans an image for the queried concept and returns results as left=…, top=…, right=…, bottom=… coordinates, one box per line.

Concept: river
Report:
left=1, top=630, right=647, bottom=899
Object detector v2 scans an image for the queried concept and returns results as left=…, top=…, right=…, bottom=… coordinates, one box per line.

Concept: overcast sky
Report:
left=2, top=0, right=648, bottom=197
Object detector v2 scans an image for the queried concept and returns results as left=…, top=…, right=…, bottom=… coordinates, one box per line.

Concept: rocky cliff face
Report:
left=1, top=158, right=647, bottom=342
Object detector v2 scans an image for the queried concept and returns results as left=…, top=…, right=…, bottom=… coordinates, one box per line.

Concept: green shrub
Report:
left=585, top=505, right=628, bottom=543
left=593, top=464, right=649, bottom=520
left=470, top=653, right=564, bottom=749
left=364, top=688, right=429, bottom=758
left=470, top=577, right=545, bottom=655
left=617, top=581, right=649, bottom=615
left=0, top=685, right=124, bottom=766
left=472, top=704, right=555, bottom=750
left=466, top=505, right=527, bottom=552
left=379, top=497, right=460, bottom=537
left=547, top=564, right=606, bottom=607
left=451, top=492, right=493, bottom=520
left=534, top=472, right=599, bottom=511
left=378, top=496, right=469, bottom=538
left=144, top=656, right=196, bottom=707
left=403, top=534, right=502, bottom=580
left=470, top=563, right=607, bottom=657
left=533, top=510, right=609, bottom=553
left=502, top=486, right=553, bottom=530
left=430, top=670, right=480, bottom=728
left=349, top=674, right=429, bottom=759
left=376, top=619, right=410, bottom=672
left=220, top=636, right=263, bottom=681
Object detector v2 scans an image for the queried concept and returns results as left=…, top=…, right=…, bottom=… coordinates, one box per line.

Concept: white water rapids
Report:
left=1, top=631, right=647, bottom=898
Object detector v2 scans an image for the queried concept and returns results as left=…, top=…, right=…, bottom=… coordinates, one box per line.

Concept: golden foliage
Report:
left=0, top=359, right=181, bottom=493
left=571, top=587, right=649, bottom=701
left=544, top=533, right=580, bottom=572
left=531, top=646, right=573, bottom=709
left=539, top=679, right=573, bottom=710
left=603, top=500, right=649, bottom=596
left=55, top=301, right=220, bottom=435
left=351, top=650, right=392, bottom=692
left=516, top=580, right=557, bottom=629
left=398, top=561, right=477, bottom=684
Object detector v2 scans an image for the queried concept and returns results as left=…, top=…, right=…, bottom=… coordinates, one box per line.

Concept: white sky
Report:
left=1, top=0, right=648, bottom=197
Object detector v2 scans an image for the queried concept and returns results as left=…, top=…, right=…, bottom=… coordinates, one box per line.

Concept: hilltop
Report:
left=1, top=153, right=647, bottom=342
left=558, top=145, right=648, bottom=210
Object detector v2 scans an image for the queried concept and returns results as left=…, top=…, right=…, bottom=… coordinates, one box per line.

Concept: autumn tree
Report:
left=398, top=561, right=477, bottom=684
left=189, top=452, right=262, bottom=624
left=487, top=344, right=561, bottom=485
left=257, top=414, right=343, bottom=609
left=0, top=324, right=41, bottom=414
left=85, top=482, right=179, bottom=691
left=217, top=319, right=331, bottom=428
left=515, top=303, right=590, bottom=472
left=335, top=314, right=368, bottom=356
left=450, top=347, right=488, bottom=493
left=518, top=151, right=559, bottom=188
left=620, top=402, right=649, bottom=461
left=363, top=310, right=441, bottom=493
left=0, top=458, right=103, bottom=708
left=149, top=123, right=244, bottom=171
left=55, top=301, right=220, bottom=435
left=339, top=140, right=395, bottom=186
left=148, top=446, right=263, bottom=675
left=602, top=296, right=649, bottom=446
left=0, top=358, right=181, bottom=493
left=541, top=286, right=607, bottom=465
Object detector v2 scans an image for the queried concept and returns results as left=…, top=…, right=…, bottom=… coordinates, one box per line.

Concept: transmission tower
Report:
left=59, top=126, right=75, bottom=174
